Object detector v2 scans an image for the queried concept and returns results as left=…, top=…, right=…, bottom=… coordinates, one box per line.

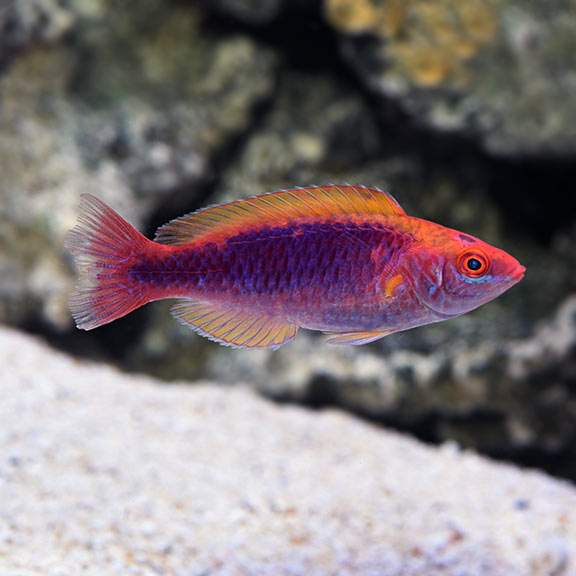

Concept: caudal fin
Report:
left=65, top=194, right=150, bottom=330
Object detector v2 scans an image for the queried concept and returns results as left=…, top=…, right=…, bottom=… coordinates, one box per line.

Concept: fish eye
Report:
left=457, top=249, right=490, bottom=278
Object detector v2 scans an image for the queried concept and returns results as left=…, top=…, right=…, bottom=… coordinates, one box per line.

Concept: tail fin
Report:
left=65, top=194, right=150, bottom=330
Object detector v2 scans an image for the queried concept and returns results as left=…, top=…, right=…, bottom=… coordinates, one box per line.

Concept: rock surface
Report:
left=325, top=0, right=576, bottom=156
left=1, top=325, right=576, bottom=575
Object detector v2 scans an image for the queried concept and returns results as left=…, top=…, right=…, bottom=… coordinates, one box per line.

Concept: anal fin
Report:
left=171, top=300, right=297, bottom=349
left=325, top=329, right=394, bottom=346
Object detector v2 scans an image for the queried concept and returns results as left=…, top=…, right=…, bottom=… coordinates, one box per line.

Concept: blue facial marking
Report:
left=461, top=273, right=494, bottom=284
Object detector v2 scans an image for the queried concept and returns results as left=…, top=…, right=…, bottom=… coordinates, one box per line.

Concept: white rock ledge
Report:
left=0, top=326, right=575, bottom=576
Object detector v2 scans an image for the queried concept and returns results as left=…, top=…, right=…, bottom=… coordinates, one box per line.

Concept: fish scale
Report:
left=131, top=222, right=401, bottom=302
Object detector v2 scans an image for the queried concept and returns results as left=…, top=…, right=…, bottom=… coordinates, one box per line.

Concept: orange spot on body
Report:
left=384, top=273, right=404, bottom=298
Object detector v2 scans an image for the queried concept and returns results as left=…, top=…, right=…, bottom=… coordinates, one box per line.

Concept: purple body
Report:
left=131, top=221, right=413, bottom=331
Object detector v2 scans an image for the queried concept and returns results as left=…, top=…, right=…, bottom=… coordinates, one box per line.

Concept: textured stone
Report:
left=1, top=325, right=576, bottom=575
left=0, top=0, right=75, bottom=59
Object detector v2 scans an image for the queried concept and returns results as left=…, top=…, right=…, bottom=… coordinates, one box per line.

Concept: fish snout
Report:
left=505, top=259, right=525, bottom=284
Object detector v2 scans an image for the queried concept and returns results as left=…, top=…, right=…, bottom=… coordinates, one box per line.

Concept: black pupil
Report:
left=467, top=257, right=483, bottom=271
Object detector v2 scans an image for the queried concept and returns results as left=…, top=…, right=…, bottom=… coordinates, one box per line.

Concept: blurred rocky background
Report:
left=1, top=0, right=576, bottom=482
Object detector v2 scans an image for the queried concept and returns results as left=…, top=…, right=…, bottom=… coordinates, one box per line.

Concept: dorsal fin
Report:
left=154, top=185, right=405, bottom=245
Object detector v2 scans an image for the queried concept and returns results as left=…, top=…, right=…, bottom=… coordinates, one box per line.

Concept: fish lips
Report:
left=509, top=263, right=526, bottom=283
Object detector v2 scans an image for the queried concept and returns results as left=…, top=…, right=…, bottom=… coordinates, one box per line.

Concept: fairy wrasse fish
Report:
left=65, top=185, right=524, bottom=348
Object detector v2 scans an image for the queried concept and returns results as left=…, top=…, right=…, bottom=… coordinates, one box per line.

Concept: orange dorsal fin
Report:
left=154, top=185, right=405, bottom=245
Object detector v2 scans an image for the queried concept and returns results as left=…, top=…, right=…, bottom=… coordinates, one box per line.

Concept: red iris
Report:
left=457, top=249, right=490, bottom=278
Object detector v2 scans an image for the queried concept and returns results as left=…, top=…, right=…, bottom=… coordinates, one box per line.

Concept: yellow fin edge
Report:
left=171, top=300, right=298, bottom=349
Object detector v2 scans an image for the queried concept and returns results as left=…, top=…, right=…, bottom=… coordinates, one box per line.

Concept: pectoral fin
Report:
left=324, top=329, right=394, bottom=345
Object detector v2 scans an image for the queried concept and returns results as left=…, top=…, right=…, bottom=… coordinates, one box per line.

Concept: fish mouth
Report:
left=500, top=263, right=525, bottom=289
left=510, top=264, right=526, bottom=283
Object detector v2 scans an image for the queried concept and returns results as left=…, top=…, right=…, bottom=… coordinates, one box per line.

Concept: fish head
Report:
left=407, top=225, right=525, bottom=319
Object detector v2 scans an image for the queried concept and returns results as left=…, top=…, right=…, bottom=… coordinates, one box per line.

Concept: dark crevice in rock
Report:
left=505, top=447, right=576, bottom=483
left=486, top=157, right=576, bottom=245
left=198, top=0, right=351, bottom=77
left=23, top=307, right=151, bottom=368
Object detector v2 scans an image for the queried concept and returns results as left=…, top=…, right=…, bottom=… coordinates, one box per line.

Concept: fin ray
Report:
left=65, top=194, right=150, bottom=330
left=171, top=300, right=298, bottom=349
left=325, top=329, right=394, bottom=345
